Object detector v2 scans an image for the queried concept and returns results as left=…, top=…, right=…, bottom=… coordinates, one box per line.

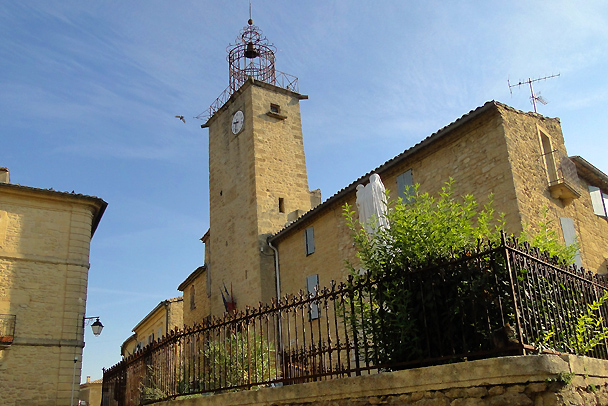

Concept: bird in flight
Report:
left=175, top=115, right=186, bottom=123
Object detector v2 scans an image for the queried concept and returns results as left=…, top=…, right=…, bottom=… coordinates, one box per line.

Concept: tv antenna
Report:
left=508, top=73, right=560, bottom=113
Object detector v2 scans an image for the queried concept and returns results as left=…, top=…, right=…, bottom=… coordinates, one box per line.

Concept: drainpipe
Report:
left=267, top=238, right=284, bottom=366
left=164, top=300, right=169, bottom=337
left=268, top=239, right=281, bottom=300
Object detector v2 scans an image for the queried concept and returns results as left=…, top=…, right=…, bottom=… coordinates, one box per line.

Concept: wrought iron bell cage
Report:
left=227, top=20, right=276, bottom=93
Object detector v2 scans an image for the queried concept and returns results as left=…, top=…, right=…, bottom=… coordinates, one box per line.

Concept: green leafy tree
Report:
left=569, top=291, right=608, bottom=355
left=344, top=179, right=505, bottom=279
left=538, top=291, right=608, bottom=355
left=343, top=178, right=606, bottom=366
left=343, top=179, right=507, bottom=366
left=203, top=329, right=277, bottom=390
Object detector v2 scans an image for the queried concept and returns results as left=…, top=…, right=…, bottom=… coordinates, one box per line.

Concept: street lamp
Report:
left=72, top=317, right=104, bottom=406
left=84, top=317, right=104, bottom=336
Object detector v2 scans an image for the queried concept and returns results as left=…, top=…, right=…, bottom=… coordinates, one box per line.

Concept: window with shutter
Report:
left=396, top=169, right=414, bottom=202
left=306, top=274, right=319, bottom=320
left=540, top=131, right=558, bottom=184
left=305, top=227, right=315, bottom=256
left=559, top=217, right=582, bottom=268
left=589, top=186, right=606, bottom=216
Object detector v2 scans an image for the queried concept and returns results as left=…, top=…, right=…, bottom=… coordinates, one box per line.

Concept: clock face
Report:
left=231, top=110, right=244, bottom=134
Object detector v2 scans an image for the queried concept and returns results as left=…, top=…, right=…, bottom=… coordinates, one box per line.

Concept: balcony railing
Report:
left=548, top=152, right=581, bottom=205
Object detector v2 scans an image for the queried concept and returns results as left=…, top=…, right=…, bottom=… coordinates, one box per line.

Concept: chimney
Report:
left=0, top=168, right=9, bottom=184
left=86, top=376, right=91, bottom=383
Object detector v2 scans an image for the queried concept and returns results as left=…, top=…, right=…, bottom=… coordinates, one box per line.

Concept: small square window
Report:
left=270, top=104, right=280, bottom=113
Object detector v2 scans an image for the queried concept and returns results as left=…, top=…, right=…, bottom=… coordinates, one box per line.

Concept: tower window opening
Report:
left=539, top=130, right=557, bottom=184
left=270, top=104, right=280, bottom=114
left=279, top=197, right=285, bottom=213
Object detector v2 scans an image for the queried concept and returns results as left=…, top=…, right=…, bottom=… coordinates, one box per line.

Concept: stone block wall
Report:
left=154, top=354, right=608, bottom=406
left=274, top=103, right=608, bottom=301
left=565, top=175, right=608, bottom=272
left=206, top=79, right=312, bottom=316
left=275, top=103, right=523, bottom=297
left=501, top=104, right=608, bottom=272
left=132, top=298, right=183, bottom=348
left=275, top=197, right=357, bottom=296
left=180, top=268, right=211, bottom=328
left=166, top=299, right=183, bottom=333
left=0, top=185, right=104, bottom=405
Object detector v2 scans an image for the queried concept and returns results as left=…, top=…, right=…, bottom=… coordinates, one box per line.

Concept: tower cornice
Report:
left=201, top=77, right=307, bottom=129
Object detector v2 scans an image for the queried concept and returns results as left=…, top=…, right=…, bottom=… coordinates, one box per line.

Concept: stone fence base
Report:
left=157, top=354, right=608, bottom=406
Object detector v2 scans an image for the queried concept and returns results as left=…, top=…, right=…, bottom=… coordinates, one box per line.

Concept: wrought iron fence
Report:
left=102, top=235, right=608, bottom=405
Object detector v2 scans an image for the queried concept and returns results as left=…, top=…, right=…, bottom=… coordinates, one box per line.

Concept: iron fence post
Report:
left=347, top=276, right=361, bottom=376
left=501, top=232, right=526, bottom=354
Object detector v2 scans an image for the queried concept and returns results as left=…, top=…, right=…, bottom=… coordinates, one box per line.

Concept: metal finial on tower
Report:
left=508, top=73, right=560, bottom=113
left=248, top=0, right=253, bottom=25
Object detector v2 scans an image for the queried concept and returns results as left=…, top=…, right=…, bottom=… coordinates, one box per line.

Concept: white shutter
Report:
left=560, top=217, right=582, bottom=268
left=589, top=186, right=606, bottom=216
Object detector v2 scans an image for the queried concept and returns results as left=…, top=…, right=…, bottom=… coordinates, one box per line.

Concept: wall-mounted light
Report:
left=84, top=316, right=104, bottom=336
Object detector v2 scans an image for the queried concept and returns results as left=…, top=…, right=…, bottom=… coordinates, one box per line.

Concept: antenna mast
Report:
left=508, top=73, right=560, bottom=113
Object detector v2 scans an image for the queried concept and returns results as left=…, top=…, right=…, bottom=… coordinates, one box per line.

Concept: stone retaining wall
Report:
left=157, top=355, right=608, bottom=406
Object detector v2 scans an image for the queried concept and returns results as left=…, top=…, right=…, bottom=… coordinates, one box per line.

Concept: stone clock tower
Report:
left=200, top=20, right=315, bottom=315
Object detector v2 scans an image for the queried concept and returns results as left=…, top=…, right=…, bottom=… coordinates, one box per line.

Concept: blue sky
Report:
left=2, top=1, right=607, bottom=382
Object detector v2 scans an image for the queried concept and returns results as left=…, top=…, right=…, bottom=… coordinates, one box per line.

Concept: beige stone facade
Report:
left=0, top=171, right=106, bottom=406
left=199, top=78, right=313, bottom=316
left=178, top=95, right=608, bottom=328
left=178, top=266, right=210, bottom=328
left=173, top=30, right=608, bottom=330
left=120, top=297, right=183, bottom=357
left=79, top=376, right=102, bottom=406
left=178, top=85, right=608, bottom=330
left=270, top=102, right=608, bottom=298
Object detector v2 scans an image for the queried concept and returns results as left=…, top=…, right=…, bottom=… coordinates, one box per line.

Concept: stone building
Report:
left=0, top=167, right=106, bottom=405
left=120, top=297, right=183, bottom=358
left=269, top=101, right=608, bottom=296
left=79, top=376, right=102, bottom=406
left=175, top=20, right=608, bottom=327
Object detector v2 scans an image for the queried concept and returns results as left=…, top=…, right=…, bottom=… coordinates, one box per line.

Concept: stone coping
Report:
left=157, top=355, right=608, bottom=406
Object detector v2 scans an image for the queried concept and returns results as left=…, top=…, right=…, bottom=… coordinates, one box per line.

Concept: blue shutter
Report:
left=305, top=227, right=315, bottom=255
left=306, top=274, right=319, bottom=320
left=396, top=169, right=413, bottom=202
